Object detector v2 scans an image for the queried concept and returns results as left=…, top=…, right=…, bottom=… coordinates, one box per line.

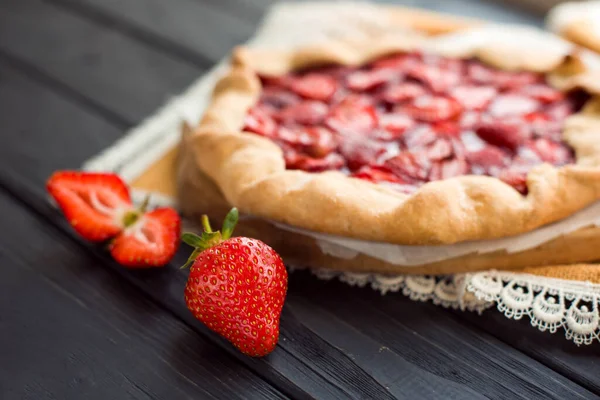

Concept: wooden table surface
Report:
left=1, top=0, right=599, bottom=399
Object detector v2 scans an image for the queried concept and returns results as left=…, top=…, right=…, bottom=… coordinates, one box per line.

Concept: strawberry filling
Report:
left=243, top=52, right=586, bottom=195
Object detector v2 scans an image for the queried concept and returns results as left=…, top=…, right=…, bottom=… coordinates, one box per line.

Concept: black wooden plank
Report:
left=1, top=58, right=597, bottom=400
left=0, top=0, right=201, bottom=124
left=0, top=191, right=287, bottom=400
left=456, top=309, right=600, bottom=394
left=49, top=0, right=258, bottom=64
left=288, top=273, right=598, bottom=400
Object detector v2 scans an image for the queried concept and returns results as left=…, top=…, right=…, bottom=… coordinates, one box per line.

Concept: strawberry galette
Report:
left=242, top=51, right=585, bottom=196
left=178, top=26, right=600, bottom=273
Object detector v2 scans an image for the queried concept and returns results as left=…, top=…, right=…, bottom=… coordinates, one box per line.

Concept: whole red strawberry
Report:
left=46, top=170, right=180, bottom=268
left=182, top=208, right=288, bottom=357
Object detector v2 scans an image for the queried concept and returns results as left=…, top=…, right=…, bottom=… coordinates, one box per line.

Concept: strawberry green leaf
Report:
left=221, top=207, right=239, bottom=240
left=182, top=232, right=204, bottom=248
left=180, top=247, right=203, bottom=269
left=201, top=231, right=222, bottom=247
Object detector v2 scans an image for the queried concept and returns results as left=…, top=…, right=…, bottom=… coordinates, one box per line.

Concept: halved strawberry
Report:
left=401, top=95, right=462, bottom=122
left=109, top=207, right=181, bottom=268
left=47, top=171, right=132, bottom=242
left=288, top=73, right=337, bottom=101
left=276, top=101, right=329, bottom=125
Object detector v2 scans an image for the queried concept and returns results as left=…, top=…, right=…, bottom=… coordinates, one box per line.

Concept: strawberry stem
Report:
left=122, top=194, right=152, bottom=228
left=139, top=194, right=151, bottom=213
left=201, top=215, right=213, bottom=233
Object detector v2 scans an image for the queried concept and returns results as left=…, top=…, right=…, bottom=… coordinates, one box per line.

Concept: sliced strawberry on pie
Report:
left=370, top=53, right=421, bottom=71
left=495, top=71, right=542, bottom=90
left=346, top=68, right=399, bottom=91
left=475, top=119, right=531, bottom=152
left=520, top=84, right=564, bottom=103
left=380, top=82, right=427, bottom=103
left=432, top=121, right=461, bottom=138
left=524, top=138, right=573, bottom=165
left=352, top=165, right=405, bottom=183
left=288, top=73, right=338, bottom=101
left=401, top=95, right=462, bottom=122
left=260, top=86, right=300, bottom=110
left=277, top=101, right=329, bottom=125
left=498, top=169, right=528, bottom=194
left=450, top=85, right=497, bottom=110
left=244, top=50, right=581, bottom=197
left=284, top=147, right=345, bottom=172
left=423, top=138, right=454, bottom=161
left=303, top=127, right=339, bottom=158
left=325, top=96, right=378, bottom=134
left=278, top=126, right=338, bottom=158
left=243, top=106, right=278, bottom=138
left=378, top=113, right=415, bottom=140
left=339, top=137, right=395, bottom=171
left=403, top=125, right=438, bottom=150
left=407, top=64, right=461, bottom=93
left=384, top=152, right=431, bottom=182
left=430, top=157, right=470, bottom=180
left=466, top=146, right=510, bottom=175
left=488, top=94, right=539, bottom=118
left=546, top=98, right=578, bottom=121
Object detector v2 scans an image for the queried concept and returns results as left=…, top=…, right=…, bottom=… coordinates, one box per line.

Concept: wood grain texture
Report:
left=49, top=0, right=258, bottom=64
left=0, top=0, right=201, bottom=124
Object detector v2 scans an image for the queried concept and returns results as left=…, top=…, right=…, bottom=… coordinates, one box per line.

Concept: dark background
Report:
left=1, top=0, right=599, bottom=399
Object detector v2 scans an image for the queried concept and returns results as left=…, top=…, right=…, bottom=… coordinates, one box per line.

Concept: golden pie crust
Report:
left=179, top=26, right=600, bottom=250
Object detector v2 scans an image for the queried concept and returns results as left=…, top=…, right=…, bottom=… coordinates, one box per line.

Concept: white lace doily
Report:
left=82, top=2, right=600, bottom=345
